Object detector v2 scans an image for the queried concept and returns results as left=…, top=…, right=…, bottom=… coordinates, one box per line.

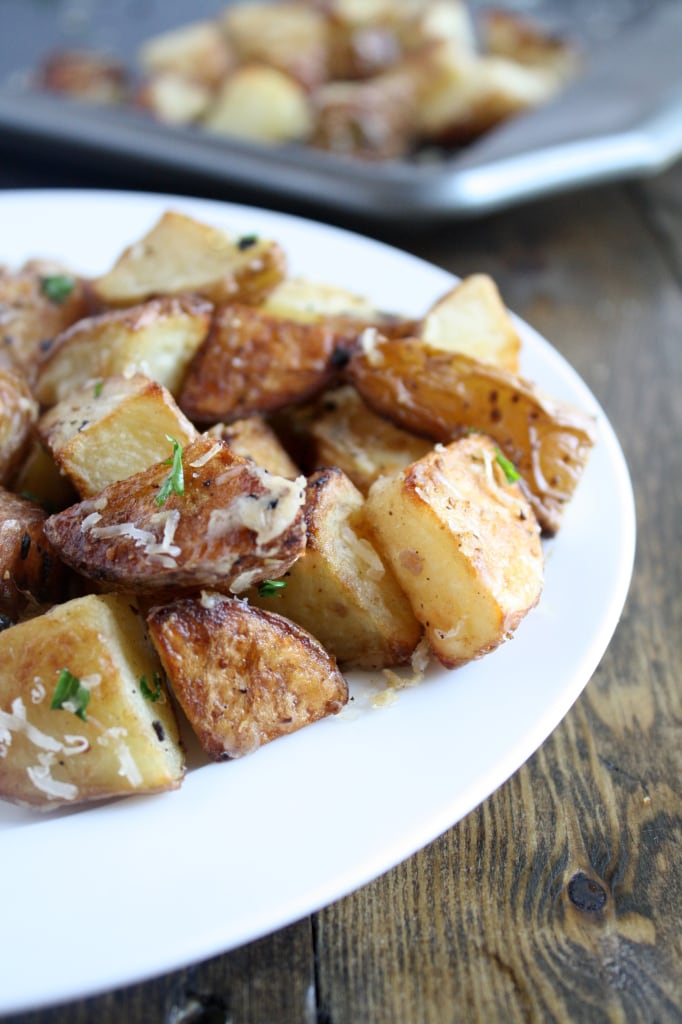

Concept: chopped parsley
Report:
left=140, top=672, right=163, bottom=702
left=51, top=668, right=90, bottom=721
left=155, top=435, right=184, bottom=506
left=257, top=579, right=287, bottom=597
left=495, top=447, right=521, bottom=484
left=93, top=380, right=104, bottom=398
left=236, top=234, right=258, bottom=251
left=41, top=274, right=76, bottom=304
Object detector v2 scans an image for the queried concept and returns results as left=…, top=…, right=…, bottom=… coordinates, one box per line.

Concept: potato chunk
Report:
left=251, top=467, right=421, bottom=669
left=44, top=436, right=306, bottom=595
left=0, top=487, right=66, bottom=622
left=0, top=354, right=38, bottom=486
left=147, top=592, right=347, bottom=759
left=38, top=373, right=198, bottom=498
left=0, top=593, right=184, bottom=809
left=204, top=65, right=314, bottom=144
left=349, top=333, right=596, bottom=534
left=34, top=295, right=213, bottom=406
left=139, top=19, right=234, bottom=88
left=92, top=210, right=287, bottom=307
left=206, top=417, right=300, bottom=479
left=179, top=303, right=347, bottom=423
left=364, top=435, right=544, bottom=668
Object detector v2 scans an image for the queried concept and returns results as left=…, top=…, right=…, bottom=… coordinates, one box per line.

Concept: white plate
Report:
left=0, top=189, right=635, bottom=1015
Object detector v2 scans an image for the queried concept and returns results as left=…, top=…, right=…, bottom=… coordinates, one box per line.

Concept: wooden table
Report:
left=1, top=153, right=680, bottom=1022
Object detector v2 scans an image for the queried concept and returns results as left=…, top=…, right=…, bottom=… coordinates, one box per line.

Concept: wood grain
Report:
left=2, top=166, right=681, bottom=1024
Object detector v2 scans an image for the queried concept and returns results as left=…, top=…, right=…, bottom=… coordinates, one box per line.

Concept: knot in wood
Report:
left=567, top=872, right=607, bottom=913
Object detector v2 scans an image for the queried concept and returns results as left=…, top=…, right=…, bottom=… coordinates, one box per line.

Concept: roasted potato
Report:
left=0, top=353, right=38, bottom=486
left=0, top=260, right=91, bottom=383
left=92, top=210, right=287, bottom=308
left=419, top=274, right=521, bottom=373
left=139, top=19, right=234, bottom=87
left=348, top=333, right=596, bottom=534
left=0, top=487, right=67, bottom=622
left=136, top=72, right=213, bottom=125
left=0, top=592, right=184, bottom=809
left=39, top=49, right=128, bottom=104
left=147, top=591, right=347, bottom=759
left=9, top=436, right=77, bottom=513
left=221, top=1, right=329, bottom=89
left=304, top=385, right=432, bottom=493
left=206, top=417, right=300, bottom=479
left=44, top=436, right=306, bottom=595
left=364, top=435, right=544, bottom=667
left=481, top=8, right=578, bottom=80
left=204, top=65, right=314, bottom=144
left=38, top=373, right=198, bottom=498
left=34, top=295, right=213, bottom=406
left=179, top=303, right=349, bottom=424
left=250, top=467, right=421, bottom=668
left=311, top=69, right=418, bottom=159
left=261, top=276, right=416, bottom=338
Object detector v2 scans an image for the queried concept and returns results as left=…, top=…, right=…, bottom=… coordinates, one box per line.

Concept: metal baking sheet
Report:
left=1, top=0, right=681, bottom=222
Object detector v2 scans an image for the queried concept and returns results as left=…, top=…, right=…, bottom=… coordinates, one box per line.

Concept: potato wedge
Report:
left=365, top=435, right=543, bottom=667
left=136, top=72, right=213, bottom=125
left=206, top=417, right=300, bottom=479
left=9, top=437, right=77, bottom=513
left=92, top=210, right=287, bottom=308
left=305, top=385, right=432, bottom=493
left=348, top=333, right=596, bottom=534
left=221, top=1, right=328, bottom=89
left=420, top=274, right=521, bottom=372
left=204, top=65, right=314, bottom=144
left=0, top=353, right=38, bottom=487
left=0, top=593, right=184, bottom=809
left=147, top=592, right=347, bottom=759
left=38, top=373, right=198, bottom=498
left=0, top=260, right=91, bottom=382
left=179, top=303, right=348, bottom=424
left=250, top=467, right=421, bottom=668
left=44, top=436, right=306, bottom=595
left=0, top=487, right=66, bottom=622
left=139, top=19, right=233, bottom=87
left=311, top=70, right=417, bottom=159
left=34, top=295, right=212, bottom=406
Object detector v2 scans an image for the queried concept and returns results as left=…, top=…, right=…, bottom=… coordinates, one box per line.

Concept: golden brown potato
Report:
left=204, top=65, right=314, bottom=144
left=34, top=295, right=212, bottom=406
left=481, top=9, right=578, bottom=81
left=206, top=417, right=300, bottom=478
left=9, top=437, right=77, bottom=513
left=250, top=467, right=421, bottom=668
left=38, top=373, right=198, bottom=498
left=419, top=274, right=521, bottom=373
left=179, top=303, right=348, bottom=424
left=39, top=49, right=128, bottom=104
left=0, top=260, right=91, bottom=383
left=364, top=434, right=544, bottom=667
left=0, top=353, right=38, bottom=487
left=348, top=333, right=596, bottom=534
left=138, top=19, right=234, bottom=87
left=92, top=210, right=287, bottom=308
left=147, top=591, right=347, bottom=759
left=0, top=592, right=184, bottom=810
left=304, top=385, right=432, bottom=493
left=311, top=70, right=418, bottom=159
left=0, top=487, right=67, bottom=622
left=136, top=72, right=213, bottom=125
left=222, top=1, right=329, bottom=89
left=44, top=436, right=306, bottom=595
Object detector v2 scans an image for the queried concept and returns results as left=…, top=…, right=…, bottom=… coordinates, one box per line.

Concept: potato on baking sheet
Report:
left=348, top=333, right=596, bottom=534
left=92, top=210, right=287, bottom=308
left=481, top=8, right=579, bottom=81
left=0, top=353, right=38, bottom=487
left=365, top=435, right=544, bottom=668
left=221, top=1, right=329, bottom=89
left=138, top=19, right=233, bottom=87
left=311, top=70, right=418, bottom=159
left=34, top=295, right=213, bottom=406
left=44, top=435, right=306, bottom=595
left=304, top=385, right=432, bottom=493
left=39, top=49, right=128, bottom=105
left=147, top=591, right=347, bottom=760
left=38, top=373, right=198, bottom=498
left=0, top=487, right=66, bottom=622
left=179, top=303, right=347, bottom=424
left=0, top=592, right=184, bottom=809
left=0, top=260, right=92, bottom=383
left=136, top=72, right=213, bottom=125
left=419, top=274, right=521, bottom=373
left=206, top=417, right=300, bottom=479
left=250, top=467, right=421, bottom=669
left=204, top=65, right=314, bottom=144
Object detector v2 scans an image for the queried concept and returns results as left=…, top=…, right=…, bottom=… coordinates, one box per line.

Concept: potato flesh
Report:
left=148, top=592, right=347, bottom=759
left=349, top=334, right=596, bottom=534
left=0, top=593, right=184, bottom=809
left=365, top=436, right=544, bottom=667
left=0, top=487, right=66, bottom=621
left=206, top=417, right=300, bottom=479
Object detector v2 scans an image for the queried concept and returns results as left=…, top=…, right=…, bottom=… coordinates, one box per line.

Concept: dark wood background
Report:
left=1, top=126, right=680, bottom=1024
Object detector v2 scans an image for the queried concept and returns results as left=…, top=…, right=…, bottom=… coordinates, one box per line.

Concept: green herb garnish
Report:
left=41, top=274, right=75, bottom=304
left=257, top=579, right=287, bottom=597
left=155, top=435, right=184, bottom=507
left=51, top=668, right=90, bottom=721
left=236, top=234, right=258, bottom=251
left=495, top=447, right=521, bottom=484
left=93, top=380, right=104, bottom=398
left=140, top=672, right=163, bottom=702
